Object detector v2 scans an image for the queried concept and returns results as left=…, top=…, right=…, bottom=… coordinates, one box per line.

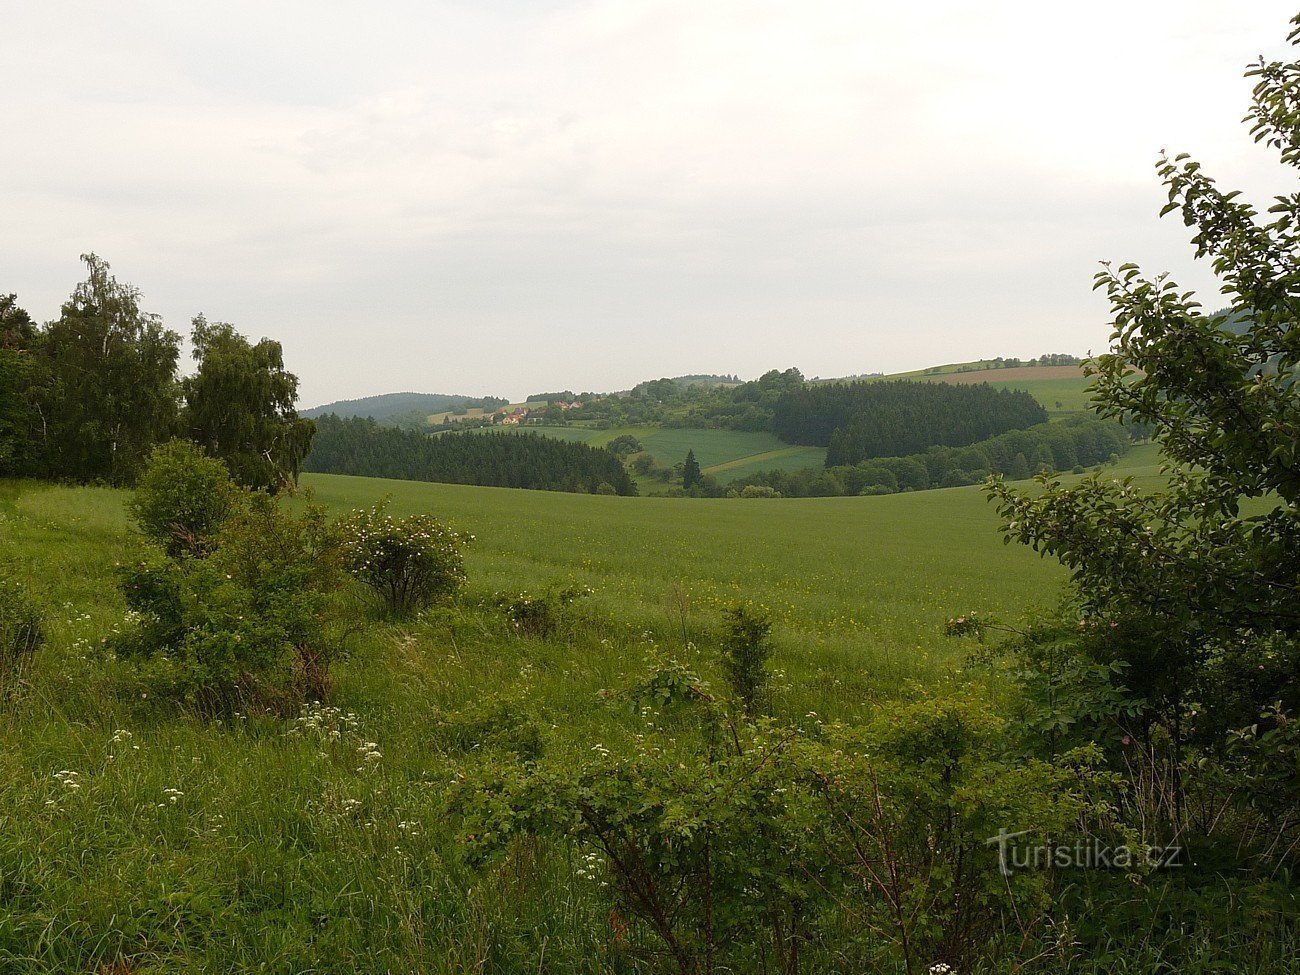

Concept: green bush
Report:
left=0, top=576, right=43, bottom=686
left=719, top=602, right=772, bottom=717
left=456, top=674, right=1116, bottom=974
left=338, top=501, right=470, bottom=616
left=112, top=493, right=349, bottom=712
left=494, top=585, right=590, bottom=637
left=127, top=439, right=241, bottom=557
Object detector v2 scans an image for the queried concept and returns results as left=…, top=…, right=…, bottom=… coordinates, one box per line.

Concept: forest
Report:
left=729, top=414, right=1134, bottom=497
left=0, top=260, right=312, bottom=491
left=305, top=413, right=637, bottom=495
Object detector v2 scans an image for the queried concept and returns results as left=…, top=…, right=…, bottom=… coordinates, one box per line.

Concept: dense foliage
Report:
left=1, top=256, right=312, bottom=488
left=338, top=501, right=470, bottom=616
left=127, top=440, right=242, bottom=558
left=114, top=491, right=350, bottom=712
left=184, top=316, right=315, bottom=491
left=732, top=415, right=1131, bottom=497
left=777, top=380, right=1047, bottom=461
left=306, top=414, right=637, bottom=495
left=990, top=11, right=1300, bottom=889
left=29, top=255, right=182, bottom=485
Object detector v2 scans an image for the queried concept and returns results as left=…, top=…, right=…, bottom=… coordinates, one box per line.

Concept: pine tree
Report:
left=682, top=449, right=702, bottom=490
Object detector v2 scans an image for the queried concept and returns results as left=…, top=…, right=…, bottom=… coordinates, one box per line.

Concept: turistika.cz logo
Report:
left=985, top=828, right=1185, bottom=877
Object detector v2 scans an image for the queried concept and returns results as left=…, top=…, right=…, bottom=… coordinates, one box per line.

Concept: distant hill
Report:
left=878, top=358, right=1093, bottom=417
left=301, top=392, right=505, bottom=423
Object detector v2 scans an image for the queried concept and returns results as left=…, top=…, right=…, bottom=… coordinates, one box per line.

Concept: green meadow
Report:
left=490, top=425, right=829, bottom=485
left=0, top=468, right=1075, bottom=973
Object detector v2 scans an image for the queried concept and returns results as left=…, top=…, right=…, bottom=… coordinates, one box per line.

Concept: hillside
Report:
left=301, top=391, right=505, bottom=423
left=878, top=359, right=1093, bottom=417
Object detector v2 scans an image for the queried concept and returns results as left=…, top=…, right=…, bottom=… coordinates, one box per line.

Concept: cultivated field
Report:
left=492, top=425, right=829, bottom=484
left=891, top=363, right=1094, bottom=416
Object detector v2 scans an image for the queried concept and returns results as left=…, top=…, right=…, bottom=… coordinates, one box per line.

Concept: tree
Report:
left=607, top=434, right=644, bottom=457
left=0, top=295, right=38, bottom=474
left=36, top=255, right=180, bottom=484
left=682, top=449, right=703, bottom=490
left=991, top=17, right=1300, bottom=765
left=183, top=316, right=314, bottom=491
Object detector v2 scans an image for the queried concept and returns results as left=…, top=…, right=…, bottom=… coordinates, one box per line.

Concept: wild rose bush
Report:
left=339, top=501, right=470, bottom=616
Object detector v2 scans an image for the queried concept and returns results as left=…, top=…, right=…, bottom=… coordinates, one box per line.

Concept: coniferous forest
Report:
left=770, top=380, right=1047, bottom=461
left=305, top=414, right=637, bottom=495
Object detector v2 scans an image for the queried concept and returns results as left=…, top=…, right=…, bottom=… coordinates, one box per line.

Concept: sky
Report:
left=2, top=1, right=1295, bottom=407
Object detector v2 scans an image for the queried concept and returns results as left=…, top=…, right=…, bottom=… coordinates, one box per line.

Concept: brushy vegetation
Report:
left=127, top=439, right=242, bottom=557
left=339, top=500, right=471, bottom=616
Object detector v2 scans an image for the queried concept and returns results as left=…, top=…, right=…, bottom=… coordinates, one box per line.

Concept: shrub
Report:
left=0, top=576, right=43, bottom=687
left=127, top=439, right=241, bottom=557
left=432, top=693, right=543, bottom=761
left=805, top=693, right=1120, bottom=972
left=112, top=493, right=349, bottom=712
left=456, top=721, right=821, bottom=975
left=338, top=500, right=470, bottom=616
left=494, top=585, right=590, bottom=638
left=719, top=602, right=772, bottom=717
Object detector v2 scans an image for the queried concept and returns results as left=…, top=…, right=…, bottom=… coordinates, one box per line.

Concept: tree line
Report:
left=1, top=255, right=312, bottom=490
left=305, top=414, right=637, bottom=495
left=773, top=379, right=1048, bottom=460
left=729, top=415, right=1132, bottom=497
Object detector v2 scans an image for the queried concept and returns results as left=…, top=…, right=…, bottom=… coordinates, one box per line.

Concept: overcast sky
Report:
left=3, top=2, right=1295, bottom=406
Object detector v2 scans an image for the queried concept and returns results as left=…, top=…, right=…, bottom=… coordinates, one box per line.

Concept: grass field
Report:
left=487, top=425, right=828, bottom=486
left=2, top=442, right=1198, bottom=972
left=877, top=362, right=1095, bottom=417
left=0, top=468, right=1085, bottom=972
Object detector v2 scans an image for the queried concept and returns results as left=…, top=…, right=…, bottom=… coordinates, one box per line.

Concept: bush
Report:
left=0, top=576, right=43, bottom=687
left=338, top=501, right=470, bottom=616
left=719, top=602, right=773, bottom=717
left=112, top=493, right=349, bottom=712
left=494, top=585, right=590, bottom=637
left=127, top=439, right=241, bottom=557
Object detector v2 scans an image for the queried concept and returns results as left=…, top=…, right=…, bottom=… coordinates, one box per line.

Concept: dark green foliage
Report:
left=735, top=415, right=1130, bottom=497
left=127, top=440, right=241, bottom=558
left=183, top=316, right=314, bottom=491
left=0, top=295, right=39, bottom=475
left=3, top=257, right=314, bottom=488
left=0, top=575, right=43, bottom=687
left=811, top=381, right=1046, bottom=463
left=719, top=603, right=772, bottom=717
left=606, top=434, right=643, bottom=457
left=34, top=254, right=181, bottom=485
left=681, top=449, right=702, bottom=490
left=112, top=493, right=349, bottom=712
left=305, top=415, right=637, bottom=495
left=990, top=15, right=1300, bottom=860
left=337, top=501, right=469, bottom=616
left=493, top=585, right=590, bottom=637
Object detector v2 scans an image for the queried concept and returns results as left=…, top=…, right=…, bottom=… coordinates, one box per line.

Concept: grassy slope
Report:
left=879, top=362, right=1094, bottom=417
left=0, top=449, right=1172, bottom=973
left=487, top=425, right=828, bottom=484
